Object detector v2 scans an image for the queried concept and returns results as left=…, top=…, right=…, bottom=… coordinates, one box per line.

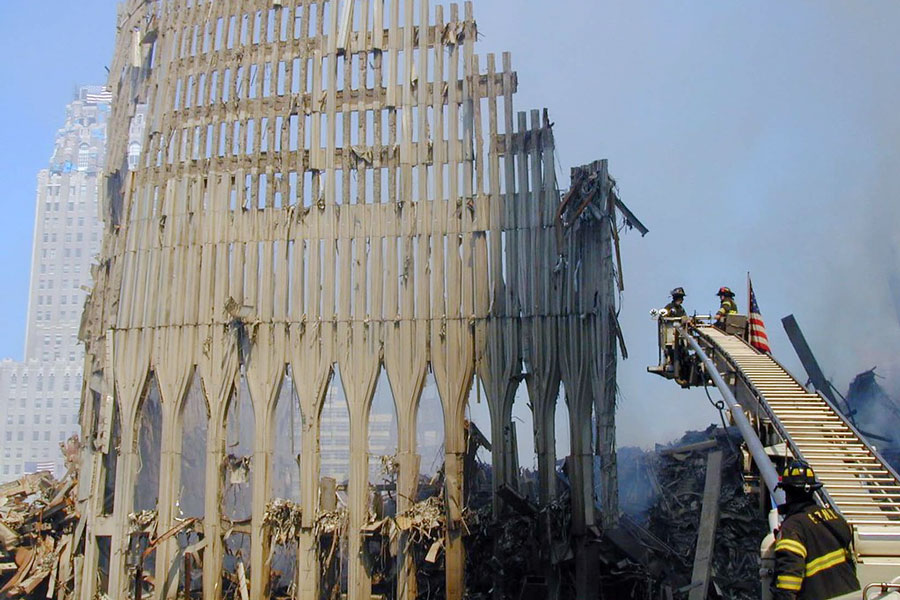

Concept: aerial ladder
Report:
left=650, top=311, right=900, bottom=598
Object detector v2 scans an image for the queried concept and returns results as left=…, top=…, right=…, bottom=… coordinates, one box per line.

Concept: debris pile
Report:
left=646, top=425, right=768, bottom=600
left=394, top=495, right=444, bottom=548
left=263, top=499, right=303, bottom=546
left=0, top=451, right=79, bottom=599
left=845, top=368, right=900, bottom=472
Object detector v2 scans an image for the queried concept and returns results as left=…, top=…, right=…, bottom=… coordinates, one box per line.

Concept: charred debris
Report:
left=1, top=424, right=778, bottom=600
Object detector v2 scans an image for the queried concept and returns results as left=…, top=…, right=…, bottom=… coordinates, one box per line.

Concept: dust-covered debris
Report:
left=263, top=499, right=303, bottom=546
left=224, top=454, right=251, bottom=485
left=128, top=509, right=158, bottom=534
left=646, top=425, right=768, bottom=600
left=0, top=441, right=81, bottom=599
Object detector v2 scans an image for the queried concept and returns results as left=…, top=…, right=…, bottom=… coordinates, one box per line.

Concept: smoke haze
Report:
left=1, top=1, right=899, bottom=453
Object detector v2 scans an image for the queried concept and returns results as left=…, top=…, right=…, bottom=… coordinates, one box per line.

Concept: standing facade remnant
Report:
left=76, top=2, right=630, bottom=599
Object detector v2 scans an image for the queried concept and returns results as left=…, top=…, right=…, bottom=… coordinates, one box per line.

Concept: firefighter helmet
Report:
left=716, top=286, right=735, bottom=298
left=670, top=287, right=686, bottom=298
left=776, top=459, right=822, bottom=493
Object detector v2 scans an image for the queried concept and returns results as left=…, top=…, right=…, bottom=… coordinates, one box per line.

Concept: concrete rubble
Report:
left=0, top=438, right=81, bottom=599
left=643, top=426, right=769, bottom=599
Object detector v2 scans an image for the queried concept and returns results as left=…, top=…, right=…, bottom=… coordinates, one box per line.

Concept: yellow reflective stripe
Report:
left=806, top=548, right=848, bottom=577
left=776, top=574, right=803, bottom=591
left=774, top=538, right=807, bottom=558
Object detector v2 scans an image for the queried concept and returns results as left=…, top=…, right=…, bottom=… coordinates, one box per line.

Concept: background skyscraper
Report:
left=0, top=86, right=109, bottom=481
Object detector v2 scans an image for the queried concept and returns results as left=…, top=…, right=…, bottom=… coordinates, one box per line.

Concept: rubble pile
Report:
left=0, top=464, right=79, bottom=599
left=646, top=426, right=768, bottom=600
left=263, top=499, right=303, bottom=546
left=844, top=368, right=900, bottom=472
left=462, top=498, right=544, bottom=600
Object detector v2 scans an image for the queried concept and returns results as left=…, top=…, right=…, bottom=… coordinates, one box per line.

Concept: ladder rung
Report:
left=847, top=519, right=896, bottom=525
left=809, top=460, right=888, bottom=474
left=830, top=493, right=900, bottom=499
left=819, top=477, right=898, bottom=482
left=802, top=453, right=876, bottom=459
left=791, top=441, right=860, bottom=445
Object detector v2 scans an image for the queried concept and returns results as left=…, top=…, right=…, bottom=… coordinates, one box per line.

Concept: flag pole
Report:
left=747, top=271, right=751, bottom=315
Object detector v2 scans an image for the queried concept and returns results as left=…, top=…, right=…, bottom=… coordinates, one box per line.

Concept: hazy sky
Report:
left=1, top=1, right=898, bottom=450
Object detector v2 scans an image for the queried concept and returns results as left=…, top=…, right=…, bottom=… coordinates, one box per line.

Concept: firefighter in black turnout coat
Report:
left=773, top=459, right=860, bottom=600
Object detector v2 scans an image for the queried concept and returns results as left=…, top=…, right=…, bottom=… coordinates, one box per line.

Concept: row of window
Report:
left=38, top=279, right=83, bottom=291
left=8, top=373, right=82, bottom=386
left=40, top=351, right=79, bottom=363
left=4, top=427, right=72, bottom=442
left=5, top=398, right=75, bottom=410
left=35, top=310, right=82, bottom=323
left=39, top=248, right=86, bottom=261
left=39, top=263, right=84, bottom=276
left=39, top=334, right=79, bottom=350
left=42, top=214, right=101, bottom=231
left=41, top=232, right=95, bottom=244
left=36, top=294, right=83, bottom=306
left=5, top=414, right=71, bottom=426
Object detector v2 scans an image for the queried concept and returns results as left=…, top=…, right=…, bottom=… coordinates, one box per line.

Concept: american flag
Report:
left=748, top=278, right=771, bottom=353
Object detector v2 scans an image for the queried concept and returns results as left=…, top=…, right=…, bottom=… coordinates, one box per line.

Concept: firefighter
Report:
left=772, top=459, right=860, bottom=600
left=665, top=287, right=687, bottom=318
left=714, top=286, right=738, bottom=329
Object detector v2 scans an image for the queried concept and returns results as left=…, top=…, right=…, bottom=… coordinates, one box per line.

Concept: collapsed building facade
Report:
left=73, top=1, right=635, bottom=599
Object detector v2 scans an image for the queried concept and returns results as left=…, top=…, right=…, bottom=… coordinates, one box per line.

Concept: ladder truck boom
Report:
left=650, top=312, right=900, bottom=596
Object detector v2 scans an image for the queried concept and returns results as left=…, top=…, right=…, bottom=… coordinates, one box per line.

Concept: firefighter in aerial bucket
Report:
left=772, top=459, right=860, bottom=600
left=665, top=287, right=687, bottom=318
left=714, top=286, right=738, bottom=329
